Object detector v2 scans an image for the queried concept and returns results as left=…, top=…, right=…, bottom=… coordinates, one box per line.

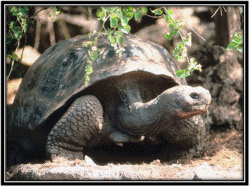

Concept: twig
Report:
left=188, top=25, right=206, bottom=42
left=34, top=15, right=41, bottom=50
left=145, top=14, right=164, bottom=19
left=211, top=7, right=220, bottom=18
left=211, top=6, right=227, bottom=18
left=175, top=7, right=206, bottom=42
left=58, top=19, right=71, bottom=40
left=48, top=18, right=56, bottom=46
left=7, top=39, right=21, bottom=80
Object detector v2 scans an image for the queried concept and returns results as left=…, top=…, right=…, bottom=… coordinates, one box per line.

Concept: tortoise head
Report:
left=161, top=85, right=211, bottom=119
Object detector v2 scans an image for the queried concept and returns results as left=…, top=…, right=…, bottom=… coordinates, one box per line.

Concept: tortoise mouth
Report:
left=191, top=104, right=210, bottom=111
left=176, top=104, right=209, bottom=118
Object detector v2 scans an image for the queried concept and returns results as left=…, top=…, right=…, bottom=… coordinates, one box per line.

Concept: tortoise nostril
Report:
left=190, top=92, right=200, bottom=99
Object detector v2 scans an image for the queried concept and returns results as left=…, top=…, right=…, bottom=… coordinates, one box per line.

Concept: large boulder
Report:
left=188, top=45, right=243, bottom=131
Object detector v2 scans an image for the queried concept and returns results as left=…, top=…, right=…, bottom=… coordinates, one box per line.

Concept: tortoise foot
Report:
left=46, top=95, right=103, bottom=161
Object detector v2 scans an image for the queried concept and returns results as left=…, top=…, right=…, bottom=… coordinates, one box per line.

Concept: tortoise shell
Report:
left=12, top=34, right=186, bottom=132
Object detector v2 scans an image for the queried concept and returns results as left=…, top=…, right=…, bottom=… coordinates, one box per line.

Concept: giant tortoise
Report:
left=7, top=34, right=211, bottom=166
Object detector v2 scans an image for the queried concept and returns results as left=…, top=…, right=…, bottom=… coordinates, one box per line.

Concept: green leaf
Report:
left=10, top=7, right=18, bottom=16
left=237, top=45, right=243, bottom=52
left=164, top=9, right=173, bottom=23
left=151, top=8, right=163, bottom=15
left=87, top=67, right=93, bottom=74
left=109, top=36, right=116, bottom=46
left=97, top=9, right=105, bottom=18
left=177, top=42, right=184, bottom=49
left=173, top=49, right=179, bottom=56
left=116, top=31, right=123, bottom=38
left=169, top=22, right=174, bottom=30
left=93, top=52, right=98, bottom=60
left=234, top=37, right=242, bottom=43
left=165, top=32, right=172, bottom=40
left=121, top=16, right=129, bottom=26
left=227, top=44, right=234, bottom=50
left=118, top=37, right=125, bottom=46
left=239, top=6, right=243, bottom=13
left=12, top=54, right=18, bottom=60
left=85, top=64, right=91, bottom=70
left=110, top=16, right=118, bottom=28
left=172, top=28, right=179, bottom=36
left=167, top=15, right=173, bottom=23
left=107, top=28, right=113, bottom=37
left=7, top=37, right=12, bottom=44
left=185, top=32, right=192, bottom=46
left=120, top=25, right=131, bottom=34
left=140, top=7, right=148, bottom=14
left=134, top=11, right=141, bottom=21
left=12, top=26, right=23, bottom=39
left=128, top=12, right=133, bottom=19
left=167, top=9, right=173, bottom=15
left=155, top=9, right=163, bottom=15
left=233, top=32, right=239, bottom=38
left=176, top=70, right=190, bottom=78
left=19, top=10, right=26, bottom=16
left=125, top=7, right=133, bottom=12
left=121, top=8, right=128, bottom=16
left=175, top=55, right=184, bottom=60
left=9, top=21, right=14, bottom=28
left=7, top=54, right=13, bottom=59
left=188, top=62, right=197, bottom=72
left=121, top=9, right=133, bottom=26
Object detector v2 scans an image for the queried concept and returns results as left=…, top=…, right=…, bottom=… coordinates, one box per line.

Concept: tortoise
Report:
left=7, top=34, right=211, bottom=166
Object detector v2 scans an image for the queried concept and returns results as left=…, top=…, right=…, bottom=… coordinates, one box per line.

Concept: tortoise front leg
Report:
left=46, top=95, right=103, bottom=161
left=161, top=115, right=205, bottom=148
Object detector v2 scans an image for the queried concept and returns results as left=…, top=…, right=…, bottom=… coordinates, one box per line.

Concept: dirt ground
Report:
left=6, top=128, right=243, bottom=181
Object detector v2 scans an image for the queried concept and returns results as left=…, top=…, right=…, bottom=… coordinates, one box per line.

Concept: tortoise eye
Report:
left=190, top=93, right=199, bottom=100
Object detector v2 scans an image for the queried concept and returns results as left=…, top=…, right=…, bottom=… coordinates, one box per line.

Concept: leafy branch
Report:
left=161, top=7, right=202, bottom=78
left=227, top=31, right=243, bottom=53
left=82, top=7, right=148, bottom=85
left=83, top=6, right=203, bottom=85
left=7, top=6, right=61, bottom=80
left=7, top=7, right=29, bottom=80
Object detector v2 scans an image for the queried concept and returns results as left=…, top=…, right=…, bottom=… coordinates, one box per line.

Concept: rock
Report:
left=7, top=78, right=22, bottom=105
left=8, top=163, right=152, bottom=180
left=175, top=162, right=243, bottom=180
left=15, top=46, right=41, bottom=67
left=84, top=155, right=97, bottom=166
left=193, top=164, right=243, bottom=180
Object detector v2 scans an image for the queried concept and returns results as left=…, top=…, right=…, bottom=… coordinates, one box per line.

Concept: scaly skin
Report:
left=161, top=115, right=205, bottom=147
left=46, top=95, right=103, bottom=160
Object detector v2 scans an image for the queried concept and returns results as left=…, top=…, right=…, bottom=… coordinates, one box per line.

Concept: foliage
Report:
left=82, top=7, right=149, bottom=84
left=6, top=6, right=203, bottom=83
left=95, top=7, right=148, bottom=50
left=48, top=7, right=61, bottom=22
left=7, top=6, right=30, bottom=79
left=7, top=6, right=61, bottom=80
left=7, top=6, right=29, bottom=43
left=227, top=31, right=243, bottom=53
left=83, top=6, right=202, bottom=84
left=151, top=7, right=202, bottom=78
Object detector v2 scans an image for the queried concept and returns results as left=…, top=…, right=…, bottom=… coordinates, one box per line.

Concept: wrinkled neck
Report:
left=118, top=91, right=176, bottom=136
